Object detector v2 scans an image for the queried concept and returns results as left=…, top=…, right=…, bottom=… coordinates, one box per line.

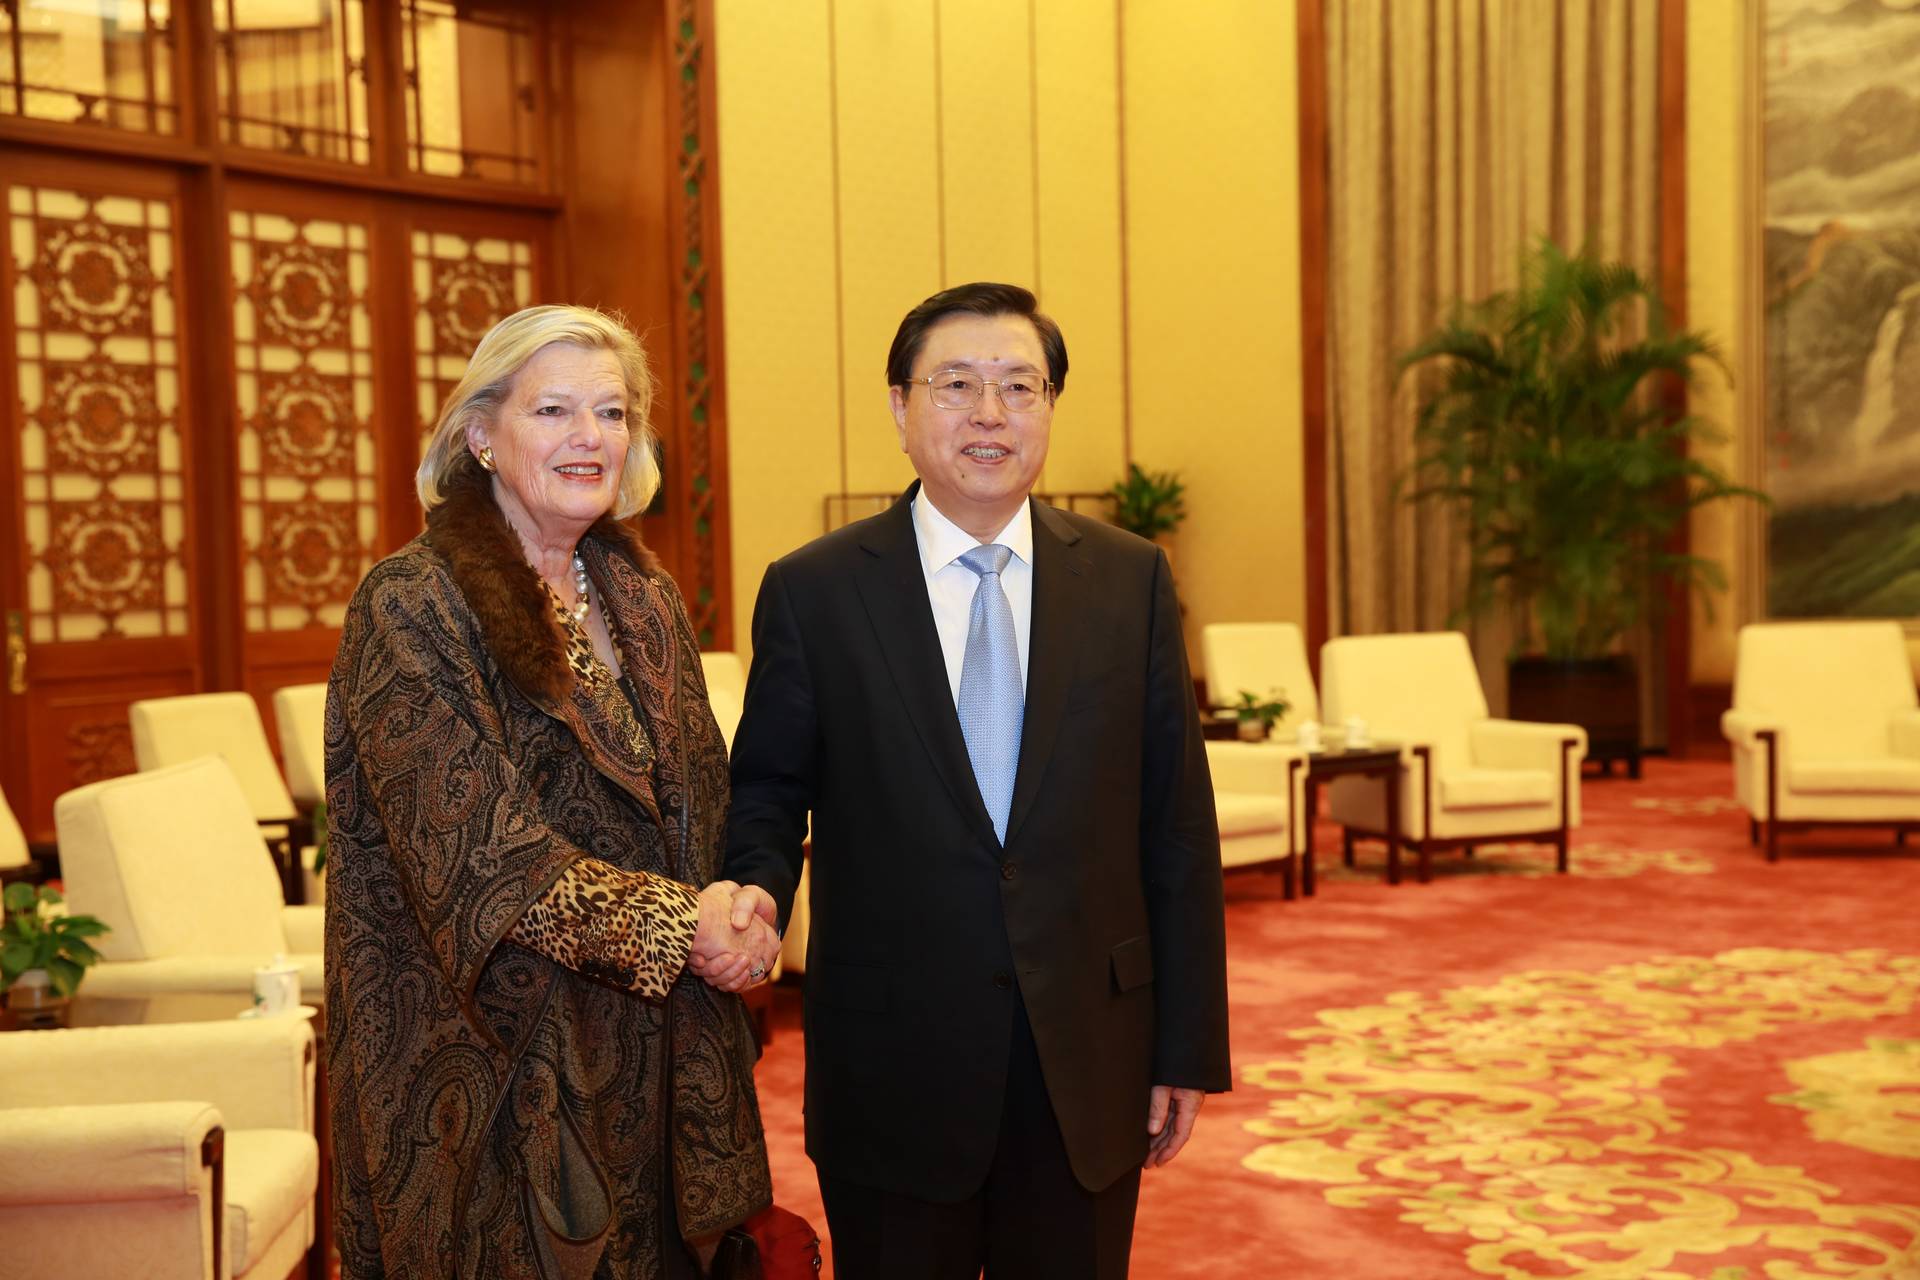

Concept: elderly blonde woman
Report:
left=325, top=305, right=778, bottom=1278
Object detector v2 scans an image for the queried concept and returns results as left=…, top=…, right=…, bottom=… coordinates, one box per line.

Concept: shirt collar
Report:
left=912, top=491, right=1034, bottom=575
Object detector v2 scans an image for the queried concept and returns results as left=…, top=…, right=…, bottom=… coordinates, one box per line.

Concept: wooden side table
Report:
left=1302, top=743, right=1405, bottom=888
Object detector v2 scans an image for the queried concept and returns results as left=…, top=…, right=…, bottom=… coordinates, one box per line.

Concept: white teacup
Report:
left=1296, top=720, right=1322, bottom=751
left=253, top=956, right=301, bottom=1017
left=1344, top=715, right=1371, bottom=749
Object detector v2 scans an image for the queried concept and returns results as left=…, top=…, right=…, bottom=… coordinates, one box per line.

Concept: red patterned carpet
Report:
left=751, top=759, right=1920, bottom=1279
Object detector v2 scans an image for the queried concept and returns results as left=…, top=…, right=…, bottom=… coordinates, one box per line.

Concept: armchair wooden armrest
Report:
left=1721, top=708, right=1785, bottom=749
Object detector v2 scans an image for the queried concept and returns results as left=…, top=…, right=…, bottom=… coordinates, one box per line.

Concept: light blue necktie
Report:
left=956, top=543, right=1023, bottom=844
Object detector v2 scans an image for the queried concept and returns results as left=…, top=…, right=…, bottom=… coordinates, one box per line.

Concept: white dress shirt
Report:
left=911, top=494, right=1033, bottom=705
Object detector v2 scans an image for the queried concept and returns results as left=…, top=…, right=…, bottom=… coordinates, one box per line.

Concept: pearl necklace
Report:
left=570, top=552, right=591, bottom=623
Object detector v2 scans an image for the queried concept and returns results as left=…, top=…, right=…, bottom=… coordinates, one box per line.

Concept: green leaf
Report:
left=1, top=941, right=34, bottom=980
left=1397, top=237, right=1762, bottom=657
left=1109, top=463, right=1187, bottom=540
left=3, top=882, right=36, bottom=915
left=46, top=956, right=83, bottom=997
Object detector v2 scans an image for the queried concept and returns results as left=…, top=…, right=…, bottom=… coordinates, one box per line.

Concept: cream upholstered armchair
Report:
left=0, top=1015, right=318, bottom=1280
left=700, top=651, right=748, bottom=750
left=1201, top=622, right=1320, bottom=732
left=1206, top=740, right=1310, bottom=895
left=271, top=682, right=328, bottom=905
left=270, top=683, right=326, bottom=812
left=131, top=692, right=314, bottom=904
left=1321, top=632, right=1586, bottom=881
left=55, top=757, right=324, bottom=999
left=706, top=650, right=815, bottom=975
left=1722, top=621, right=1920, bottom=861
left=780, top=856, right=812, bottom=976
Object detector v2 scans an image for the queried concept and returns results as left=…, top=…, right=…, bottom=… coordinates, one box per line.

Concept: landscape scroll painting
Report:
left=1763, top=0, right=1920, bottom=617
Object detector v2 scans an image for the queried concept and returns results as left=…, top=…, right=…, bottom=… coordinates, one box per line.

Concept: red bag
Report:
left=713, top=1204, right=822, bottom=1279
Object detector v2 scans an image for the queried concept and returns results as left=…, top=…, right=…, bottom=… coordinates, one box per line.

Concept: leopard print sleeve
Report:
left=507, top=857, right=702, bottom=998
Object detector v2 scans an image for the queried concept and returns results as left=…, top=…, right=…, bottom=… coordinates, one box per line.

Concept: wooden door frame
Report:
left=0, top=150, right=210, bottom=833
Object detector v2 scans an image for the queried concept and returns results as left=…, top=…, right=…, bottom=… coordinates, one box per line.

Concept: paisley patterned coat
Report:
left=323, top=456, right=771, bottom=1278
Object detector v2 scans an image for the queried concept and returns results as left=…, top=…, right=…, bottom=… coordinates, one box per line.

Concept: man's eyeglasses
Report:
left=906, top=369, right=1054, bottom=412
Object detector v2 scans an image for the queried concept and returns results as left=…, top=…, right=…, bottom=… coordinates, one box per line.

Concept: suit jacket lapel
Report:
left=1004, top=500, right=1088, bottom=846
left=853, top=488, right=1000, bottom=847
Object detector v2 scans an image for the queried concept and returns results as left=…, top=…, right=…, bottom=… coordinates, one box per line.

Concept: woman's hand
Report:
left=689, top=880, right=781, bottom=993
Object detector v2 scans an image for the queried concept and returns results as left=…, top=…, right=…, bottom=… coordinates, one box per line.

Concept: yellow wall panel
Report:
left=1686, top=3, right=1744, bottom=686
left=1032, top=0, right=1126, bottom=497
left=718, top=0, right=1765, bottom=708
left=714, top=0, right=842, bottom=644
left=936, top=0, right=1037, bottom=289
left=835, top=0, right=942, bottom=495
left=717, top=0, right=1309, bottom=667
left=1124, top=0, right=1305, bottom=655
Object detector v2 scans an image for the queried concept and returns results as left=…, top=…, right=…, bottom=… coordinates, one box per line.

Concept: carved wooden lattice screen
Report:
left=410, top=228, right=533, bottom=448
left=12, top=186, right=189, bottom=645
left=0, top=1, right=728, bottom=841
left=230, top=208, right=377, bottom=634
left=1, top=170, right=198, bottom=801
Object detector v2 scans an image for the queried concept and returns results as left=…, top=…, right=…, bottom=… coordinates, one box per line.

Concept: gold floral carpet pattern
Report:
left=1318, top=838, right=1719, bottom=883
left=1240, top=949, right=1920, bottom=1279
left=1774, top=1038, right=1920, bottom=1162
left=753, top=759, right=1920, bottom=1278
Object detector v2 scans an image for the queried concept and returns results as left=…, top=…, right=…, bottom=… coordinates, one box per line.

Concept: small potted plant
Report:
left=1108, top=463, right=1187, bottom=544
left=1401, top=239, right=1762, bottom=775
left=1230, top=688, right=1290, bottom=741
left=2, top=882, right=108, bottom=1026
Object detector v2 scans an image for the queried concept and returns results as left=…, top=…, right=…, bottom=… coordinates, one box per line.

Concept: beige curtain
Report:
left=1325, top=0, right=1661, bottom=726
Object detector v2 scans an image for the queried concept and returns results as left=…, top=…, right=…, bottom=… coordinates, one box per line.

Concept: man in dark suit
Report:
left=712, top=282, right=1228, bottom=1278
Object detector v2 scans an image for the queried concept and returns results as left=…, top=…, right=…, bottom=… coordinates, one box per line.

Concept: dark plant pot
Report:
left=1507, top=655, right=1641, bottom=780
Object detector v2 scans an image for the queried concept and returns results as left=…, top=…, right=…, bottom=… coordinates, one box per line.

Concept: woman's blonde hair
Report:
left=416, top=304, right=661, bottom=518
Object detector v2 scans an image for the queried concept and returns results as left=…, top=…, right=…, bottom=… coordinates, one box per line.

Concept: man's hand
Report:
left=689, top=880, right=780, bottom=993
left=1145, top=1085, right=1204, bottom=1168
left=727, top=883, right=779, bottom=932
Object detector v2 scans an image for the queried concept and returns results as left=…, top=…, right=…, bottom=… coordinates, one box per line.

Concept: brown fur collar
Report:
left=424, top=451, right=660, bottom=707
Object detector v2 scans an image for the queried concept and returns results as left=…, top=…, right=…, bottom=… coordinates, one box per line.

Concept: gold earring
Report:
left=478, top=446, right=496, bottom=472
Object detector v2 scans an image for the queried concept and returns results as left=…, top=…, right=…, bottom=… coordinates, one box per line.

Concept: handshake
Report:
left=686, top=880, right=781, bottom=993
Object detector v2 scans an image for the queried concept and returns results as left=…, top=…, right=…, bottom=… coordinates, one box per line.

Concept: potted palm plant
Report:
left=1109, top=463, right=1187, bottom=544
left=1400, top=240, right=1761, bottom=775
left=2, top=882, right=108, bottom=1026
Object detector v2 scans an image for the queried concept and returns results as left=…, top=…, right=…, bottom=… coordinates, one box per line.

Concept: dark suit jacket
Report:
left=723, top=485, right=1228, bottom=1199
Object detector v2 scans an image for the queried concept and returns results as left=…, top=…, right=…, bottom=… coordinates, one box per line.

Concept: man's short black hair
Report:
left=885, top=282, right=1068, bottom=396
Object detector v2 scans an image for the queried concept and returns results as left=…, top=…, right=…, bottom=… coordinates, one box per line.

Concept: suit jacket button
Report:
left=992, top=971, right=1013, bottom=990
left=1000, top=861, right=1017, bottom=880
